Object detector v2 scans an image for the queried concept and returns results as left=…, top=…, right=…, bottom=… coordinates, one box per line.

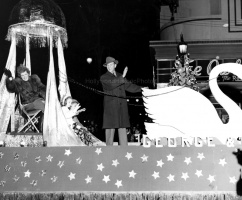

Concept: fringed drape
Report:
left=0, top=35, right=16, bottom=140
left=43, top=35, right=85, bottom=146
left=0, top=192, right=239, bottom=200
left=57, top=37, right=71, bottom=101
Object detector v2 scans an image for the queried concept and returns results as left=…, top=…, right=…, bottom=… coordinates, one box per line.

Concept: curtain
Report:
left=43, top=35, right=85, bottom=146
left=0, top=35, right=16, bottom=140
left=57, top=37, right=71, bottom=102
left=25, top=34, right=31, bottom=74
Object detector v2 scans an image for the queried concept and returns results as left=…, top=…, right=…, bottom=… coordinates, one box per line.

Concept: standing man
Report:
left=100, top=56, right=142, bottom=146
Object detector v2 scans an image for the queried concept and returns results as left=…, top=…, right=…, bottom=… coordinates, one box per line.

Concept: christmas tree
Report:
left=168, top=34, right=199, bottom=91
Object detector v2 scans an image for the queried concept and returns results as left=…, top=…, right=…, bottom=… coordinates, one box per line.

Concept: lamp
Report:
left=177, top=34, right=187, bottom=56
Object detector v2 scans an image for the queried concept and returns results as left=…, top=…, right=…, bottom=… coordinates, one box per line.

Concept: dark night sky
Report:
left=0, top=0, right=160, bottom=133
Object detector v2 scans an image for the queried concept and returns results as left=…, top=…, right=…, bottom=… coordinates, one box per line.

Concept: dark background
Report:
left=0, top=0, right=161, bottom=140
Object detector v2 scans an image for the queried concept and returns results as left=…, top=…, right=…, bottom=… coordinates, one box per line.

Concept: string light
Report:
left=87, top=57, right=92, bottom=64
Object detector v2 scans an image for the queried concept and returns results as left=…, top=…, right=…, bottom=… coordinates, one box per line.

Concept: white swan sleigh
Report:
left=142, top=63, right=242, bottom=144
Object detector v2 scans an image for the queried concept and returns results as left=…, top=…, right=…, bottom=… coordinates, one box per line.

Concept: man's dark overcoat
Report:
left=100, top=71, right=141, bottom=129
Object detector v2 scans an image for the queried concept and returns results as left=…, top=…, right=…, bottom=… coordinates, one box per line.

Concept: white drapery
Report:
left=57, top=37, right=71, bottom=102
left=43, top=35, right=85, bottom=146
left=0, top=35, right=16, bottom=140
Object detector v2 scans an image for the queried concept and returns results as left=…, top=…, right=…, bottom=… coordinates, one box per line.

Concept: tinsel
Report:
left=6, top=22, right=68, bottom=48
left=4, top=135, right=44, bottom=147
left=0, top=192, right=240, bottom=200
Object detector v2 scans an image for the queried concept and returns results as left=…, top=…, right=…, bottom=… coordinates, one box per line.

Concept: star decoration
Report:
left=14, top=153, right=19, bottom=160
left=57, top=161, right=65, bottom=168
left=35, top=156, right=41, bottom=163
left=207, top=175, right=215, bottom=183
left=167, top=174, right=175, bottom=182
left=64, top=149, right=72, bottom=156
left=85, top=175, right=92, bottom=184
left=103, top=175, right=110, bottom=183
left=129, top=170, right=137, bottom=178
left=195, top=170, right=203, bottom=178
left=115, top=180, right=123, bottom=188
left=197, top=153, right=205, bottom=160
left=167, top=154, right=174, bottom=161
left=68, top=172, right=76, bottom=180
left=0, top=181, right=6, bottom=187
left=4, top=165, right=11, bottom=172
left=184, top=157, right=192, bottom=165
left=24, top=170, right=31, bottom=178
left=125, top=152, right=133, bottom=160
left=13, top=175, right=20, bottom=182
left=181, top=172, right=189, bottom=181
left=97, top=163, right=105, bottom=171
left=229, top=176, right=237, bottom=184
left=50, top=176, right=58, bottom=183
left=30, top=180, right=38, bottom=186
left=95, top=148, right=102, bottom=155
left=141, top=154, right=148, bottom=162
left=157, top=159, right=164, bottom=168
left=152, top=171, right=160, bottom=179
left=112, top=159, right=120, bottom=167
left=21, top=161, right=27, bottom=167
left=219, top=158, right=227, bottom=167
left=0, top=152, right=4, bottom=159
left=40, top=170, right=47, bottom=176
left=76, top=157, right=82, bottom=165
left=46, top=155, right=53, bottom=162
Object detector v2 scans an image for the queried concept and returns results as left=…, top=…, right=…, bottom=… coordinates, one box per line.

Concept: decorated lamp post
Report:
left=168, top=34, right=199, bottom=91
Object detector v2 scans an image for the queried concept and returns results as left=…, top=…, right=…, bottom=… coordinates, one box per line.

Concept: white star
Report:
left=167, top=154, right=174, bottom=161
left=64, top=149, right=72, bottom=156
left=229, top=176, right=237, bottom=184
left=95, top=148, right=102, bottom=155
left=0, top=152, right=4, bottom=158
left=141, top=154, right=148, bottom=162
left=103, top=175, right=110, bottom=183
left=219, top=158, right=227, bottom=167
left=157, top=159, right=164, bottom=168
left=112, top=159, right=119, bottom=167
left=76, top=157, right=82, bottom=165
left=24, top=170, right=31, bottom=178
left=197, top=153, right=205, bottom=160
left=195, top=170, right=203, bottom=178
left=115, top=180, right=123, bottom=188
left=50, top=176, right=58, bottom=183
left=68, top=172, right=76, bottom=180
left=152, top=171, right=160, bottom=179
left=181, top=172, right=189, bottom=181
left=57, top=161, right=65, bottom=168
left=97, top=163, right=105, bottom=171
left=125, top=152, right=133, bottom=160
left=207, top=175, right=215, bottom=183
left=129, top=170, right=137, bottom=178
left=85, top=175, right=92, bottom=184
left=167, top=174, right=175, bottom=182
left=46, top=155, right=53, bottom=162
left=35, top=156, right=41, bottom=163
left=184, top=157, right=192, bottom=165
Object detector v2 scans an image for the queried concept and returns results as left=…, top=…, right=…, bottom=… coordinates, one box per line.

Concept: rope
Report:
left=58, top=70, right=215, bottom=100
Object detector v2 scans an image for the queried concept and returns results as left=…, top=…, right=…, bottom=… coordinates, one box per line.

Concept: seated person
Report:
left=4, top=64, right=46, bottom=112
left=4, top=64, right=46, bottom=132
left=61, top=96, right=105, bottom=146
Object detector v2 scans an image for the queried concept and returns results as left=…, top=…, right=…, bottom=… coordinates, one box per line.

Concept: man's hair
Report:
left=17, top=64, right=30, bottom=77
